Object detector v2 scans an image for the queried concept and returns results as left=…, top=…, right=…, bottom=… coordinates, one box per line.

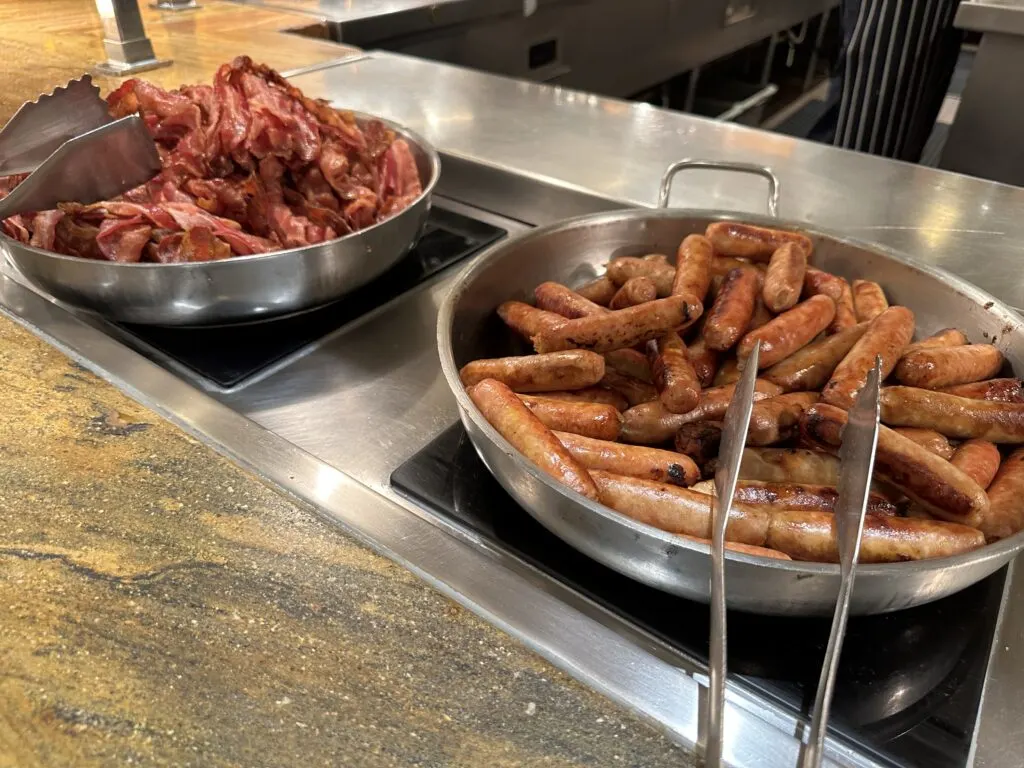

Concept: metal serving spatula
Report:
left=801, top=357, right=882, bottom=768
left=704, top=339, right=761, bottom=767
left=0, top=116, right=161, bottom=220
left=0, top=75, right=113, bottom=177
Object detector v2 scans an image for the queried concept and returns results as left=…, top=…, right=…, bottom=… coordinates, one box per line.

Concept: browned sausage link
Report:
left=605, top=257, right=675, bottom=296
left=704, top=267, right=760, bottom=351
left=748, top=295, right=773, bottom=332
left=710, top=256, right=763, bottom=278
left=822, top=306, right=915, bottom=409
left=950, top=439, right=1001, bottom=490
left=799, top=402, right=989, bottom=525
left=737, top=295, right=836, bottom=369
left=891, top=427, right=955, bottom=460
left=678, top=534, right=792, bottom=560
left=609, top=276, right=658, bottom=309
left=879, top=386, right=1024, bottom=443
left=704, top=221, right=813, bottom=263
left=575, top=275, right=618, bottom=306
left=496, top=301, right=566, bottom=342
left=762, top=242, right=808, bottom=313
left=603, top=348, right=653, bottom=382
left=599, top=369, right=659, bottom=407
left=980, top=448, right=1024, bottom=540
left=518, top=394, right=621, bottom=441
left=647, top=331, right=701, bottom=414
left=894, top=345, right=1005, bottom=389
left=728, top=480, right=898, bottom=516
left=763, top=322, right=868, bottom=392
left=554, top=431, right=699, bottom=487
left=532, top=294, right=702, bottom=354
left=674, top=422, right=723, bottom=470
left=686, top=336, right=720, bottom=387
left=940, top=378, right=1024, bottom=404
left=532, top=386, right=629, bottom=412
left=747, top=392, right=820, bottom=445
left=852, top=280, right=888, bottom=322
left=672, top=234, right=714, bottom=303
left=621, top=380, right=783, bottom=444
left=713, top=357, right=741, bottom=386
left=766, top=509, right=984, bottom=563
left=643, top=253, right=670, bottom=265
left=467, top=380, right=599, bottom=500
left=534, top=281, right=610, bottom=319
left=739, top=447, right=842, bottom=485
left=902, top=327, right=969, bottom=356
left=590, top=470, right=769, bottom=544
left=803, top=268, right=857, bottom=333
left=459, top=350, right=605, bottom=392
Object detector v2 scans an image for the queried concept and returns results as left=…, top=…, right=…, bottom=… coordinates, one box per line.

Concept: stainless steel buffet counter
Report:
left=4, top=51, right=1024, bottom=767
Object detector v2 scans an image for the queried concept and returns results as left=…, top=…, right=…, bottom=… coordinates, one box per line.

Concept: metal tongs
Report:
left=0, top=75, right=161, bottom=220
left=801, top=359, right=882, bottom=768
left=703, top=350, right=882, bottom=768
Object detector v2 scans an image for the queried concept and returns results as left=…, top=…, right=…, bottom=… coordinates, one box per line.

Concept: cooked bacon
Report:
left=0, top=58, right=423, bottom=262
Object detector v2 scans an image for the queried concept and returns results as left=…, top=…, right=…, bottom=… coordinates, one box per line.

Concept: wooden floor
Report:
left=0, top=0, right=361, bottom=121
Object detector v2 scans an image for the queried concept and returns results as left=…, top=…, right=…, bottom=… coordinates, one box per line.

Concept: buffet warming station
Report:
left=4, top=51, right=1024, bottom=768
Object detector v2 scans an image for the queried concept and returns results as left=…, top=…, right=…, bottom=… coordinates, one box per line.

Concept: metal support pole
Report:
left=152, top=0, right=202, bottom=10
left=94, top=0, right=172, bottom=75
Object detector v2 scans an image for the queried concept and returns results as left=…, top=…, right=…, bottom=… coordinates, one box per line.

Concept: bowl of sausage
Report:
left=437, top=207, right=1024, bottom=616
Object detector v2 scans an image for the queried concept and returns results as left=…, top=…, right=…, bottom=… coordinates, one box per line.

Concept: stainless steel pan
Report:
left=0, top=113, right=440, bottom=326
left=437, top=159, right=1024, bottom=617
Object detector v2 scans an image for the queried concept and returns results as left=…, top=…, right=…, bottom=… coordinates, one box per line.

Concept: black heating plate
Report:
left=391, top=424, right=1006, bottom=768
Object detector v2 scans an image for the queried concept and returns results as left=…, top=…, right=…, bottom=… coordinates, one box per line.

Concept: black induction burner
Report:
left=111, top=208, right=506, bottom=391
left=391, top=424, right=1007, bottom=768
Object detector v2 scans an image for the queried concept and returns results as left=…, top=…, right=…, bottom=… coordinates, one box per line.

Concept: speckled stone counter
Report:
left=0, top=313, right=690, bottom=767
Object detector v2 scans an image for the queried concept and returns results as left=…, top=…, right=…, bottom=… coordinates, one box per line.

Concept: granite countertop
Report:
left=0, top=316, right=689, bottom=767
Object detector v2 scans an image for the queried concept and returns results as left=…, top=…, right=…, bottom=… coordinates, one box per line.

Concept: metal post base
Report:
left=95, top=57, right=173, bottom=76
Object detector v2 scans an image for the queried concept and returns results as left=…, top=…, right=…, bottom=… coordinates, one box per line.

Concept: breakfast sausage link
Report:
left=467, top=379, right=599, bottom=500
left=532, top=294, right=702, bottom=354
left=763, top=322, right=868, bottom=392
left=738, top=447, right=841, bottom=486
left=704, top=221, right=812, bottom=263
left=803, top=268, right=856, bottom=333
left=822, top=306, right=915, bottom=409
left=710, top=256, right=764, bottom=278
left=766, top=509, right=984, bottom=563
left=460, top=350, right=605, bottom=392
left=605, top=257, right=675, bottom=296
left=737, top=294, right=836, bottom=369
left=686, top=336, right=720, bottom=388
left=621, top=379, right=783, bottom=444
left=902, top=328, right=969, bottom=356
left=672, top=234, right=714, bottom=304
left=696, top=478, right=898, bottom=516
left=762, top=242, right=807, bottom=313
left=609, top=276, right=657, bottom=309
left=950, top=439, right=1001, bottom=490
left=518, top=394, right=621, bottom=441
left=591, top=470, right=770, bottom=544
left=891, top=427, right=955, bottom=460
left=939, top=378, right=1024, bottom=404
left=852, top=280, right=888, bottom=322
left=799, top=402, right=989, bottom=526
left=674, top=422, right=723, bottom=471
left=600, top=369, right=659, bottom=407
left=533, top=386, right=629, bottom=412
left=554, top=432, right=699, bottom=487
left=678, top=535, right=792, bottom=560
left=534, top=281, right=609, bottom=319
left=704, top=267, right=760, bottom=351
left=647, top=331, right=701, bottom=414
left=497, top=301, right=566, bottom=342
left=894, top=345, right=1005, bottom=389
left=747, top=392, right=820, bottom=445
left=576, top=275, right=618, bottom=306
left=603, top=348, right=653, bottom=383
left=879, top=386, right=1024, bottom=443
left=980, top=448, right=1024, bottom=540
left=713, top=358, right=741, bottom=386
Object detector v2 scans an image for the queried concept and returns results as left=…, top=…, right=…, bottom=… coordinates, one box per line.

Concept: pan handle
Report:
left=657, top=159, right=780, bottom=217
